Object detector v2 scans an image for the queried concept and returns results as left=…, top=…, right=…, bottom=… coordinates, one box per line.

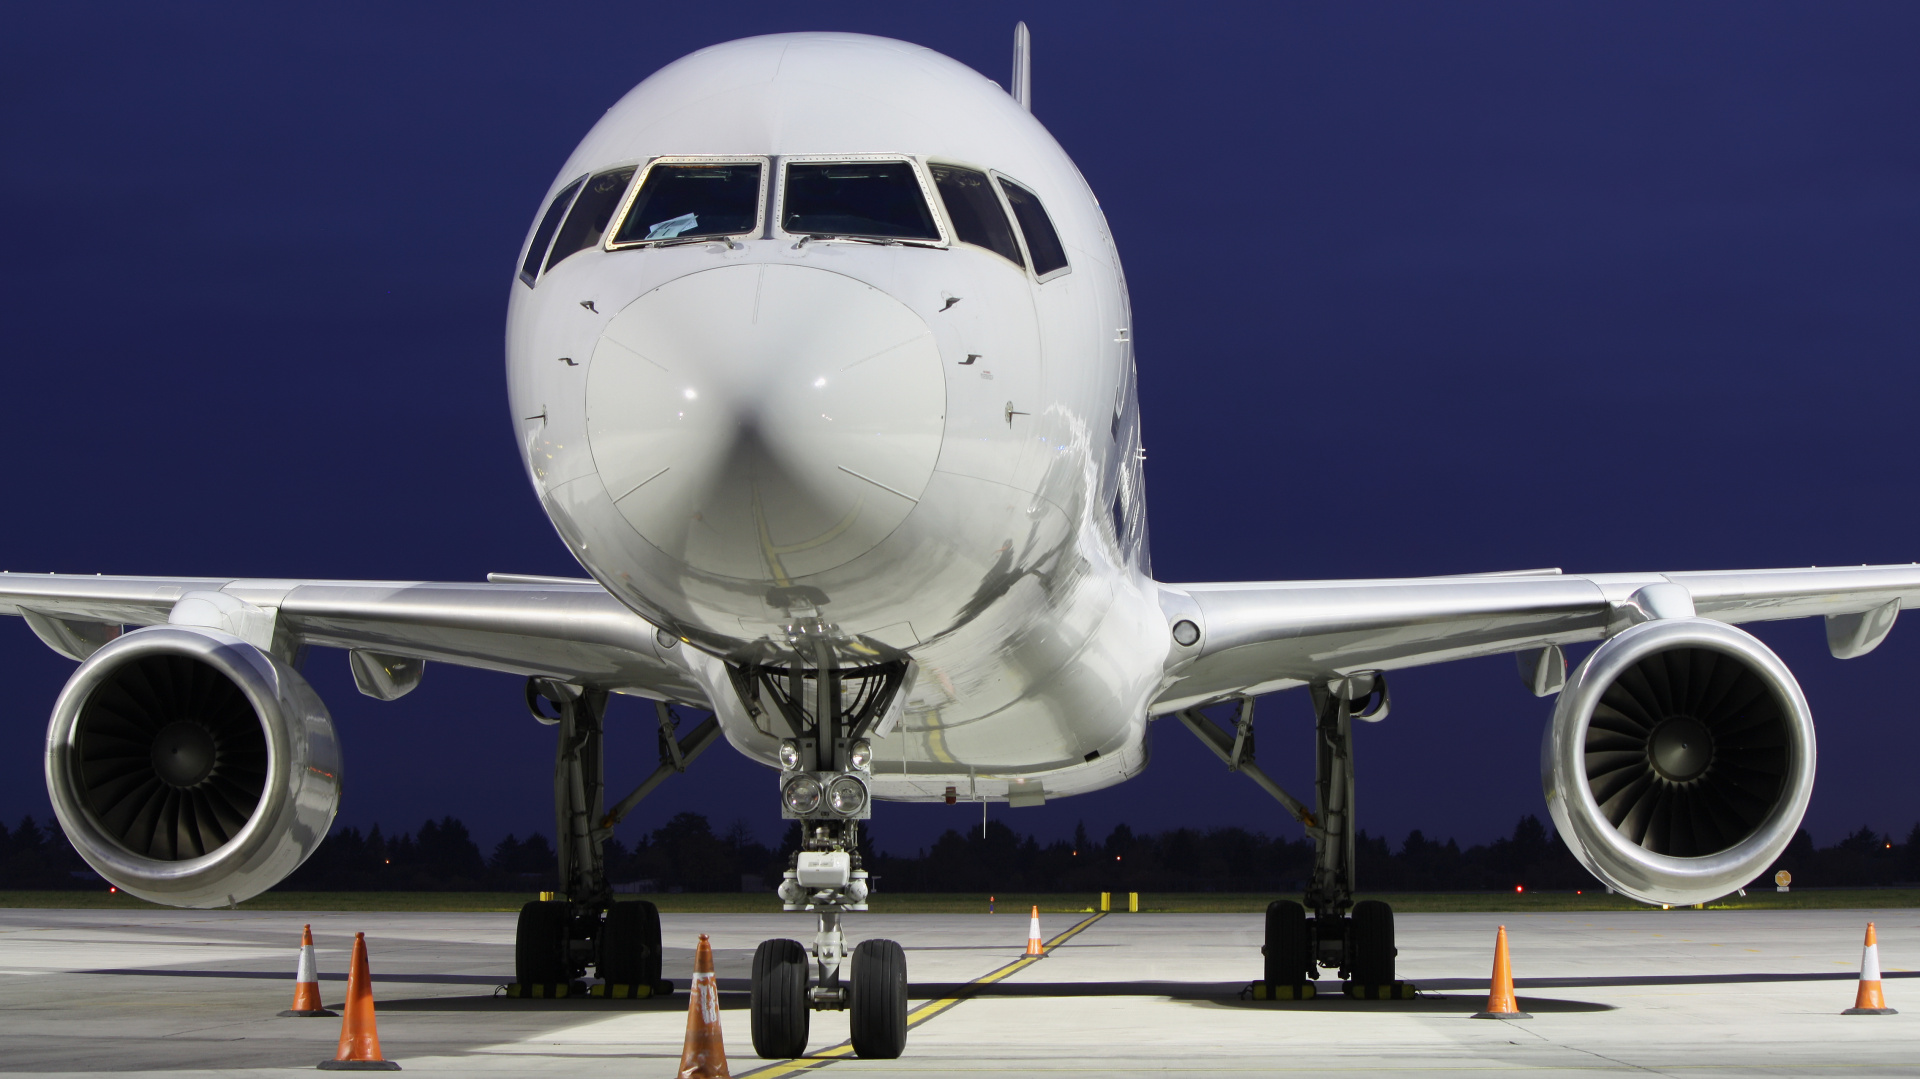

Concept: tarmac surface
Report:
left=0, top=906, right=1916, bottom=1076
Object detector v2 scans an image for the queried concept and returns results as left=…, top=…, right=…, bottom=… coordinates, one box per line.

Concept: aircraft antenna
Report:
left=1011, top=22, right=1031, bottom=112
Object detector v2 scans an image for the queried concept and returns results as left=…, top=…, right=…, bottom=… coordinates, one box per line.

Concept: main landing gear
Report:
left=731, top=642, right=913, bottom=1060
left=1177, top=675, right=1411, bottom=999
left=513, top=679, right=721, bottom=996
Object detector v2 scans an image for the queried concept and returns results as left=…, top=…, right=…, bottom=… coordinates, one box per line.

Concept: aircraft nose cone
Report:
left=586, top=264, right=945, bottom=583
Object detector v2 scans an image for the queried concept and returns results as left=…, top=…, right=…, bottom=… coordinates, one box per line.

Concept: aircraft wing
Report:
left=0, top=572, right=709, bottom=705
left=1151, top=564, right=1920, bottom=712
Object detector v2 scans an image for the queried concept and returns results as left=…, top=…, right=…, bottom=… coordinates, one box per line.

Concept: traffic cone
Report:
left=279, top=924, right=337, bottom=1017
left=317, top=932, right=399, bottom=1070
left=1025, top=906, right=1044, bottom=957
left=677, top=934, right=730, bottom=1079
left=1471, top=925, right=1531, bottom=1019
left=1844, top=922, right=1898, bottom=1015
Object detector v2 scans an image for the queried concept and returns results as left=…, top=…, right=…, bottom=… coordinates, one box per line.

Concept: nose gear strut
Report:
left=730, top=634, right=913, bottom=1060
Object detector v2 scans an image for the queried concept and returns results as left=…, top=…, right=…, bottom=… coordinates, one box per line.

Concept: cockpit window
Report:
left=609, top=160, right=765, bottom=247
left=782, top=160, right=940, bottom=241
left=520, top=176, right=583, bottom=287
left=545, top=166, right=636, bottom=272
left=930, top=164, right=1023, bottom=267
left=996, top=177, right=1070, bottom=278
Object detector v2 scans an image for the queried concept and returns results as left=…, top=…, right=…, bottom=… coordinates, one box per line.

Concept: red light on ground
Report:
left=1576, top=890, right=1583, bottom=895
left=1515, top=885, right=1524, bottom=893
left=108, top=886, right=117, bottom=894
left=1116, top=855, right=1122, bottom=862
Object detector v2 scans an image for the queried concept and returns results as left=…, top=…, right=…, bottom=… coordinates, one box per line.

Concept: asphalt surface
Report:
left=0, top=906, right=1915, bottom=1075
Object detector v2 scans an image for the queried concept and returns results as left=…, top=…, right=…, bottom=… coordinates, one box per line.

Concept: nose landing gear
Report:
left=733, top=646, right=912, bottom=1060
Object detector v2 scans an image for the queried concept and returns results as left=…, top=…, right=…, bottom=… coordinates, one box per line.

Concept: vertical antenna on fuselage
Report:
left=1011, top=22, right=1032, bottom=112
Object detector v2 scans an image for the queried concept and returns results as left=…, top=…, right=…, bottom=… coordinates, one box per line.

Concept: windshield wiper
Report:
left=648, top=234, right=743, bottom=249
left=791, top=234, right=940, bottom=250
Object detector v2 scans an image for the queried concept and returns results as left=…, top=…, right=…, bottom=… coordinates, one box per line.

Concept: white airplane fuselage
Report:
left=505, top=34, right=1170, bottom=803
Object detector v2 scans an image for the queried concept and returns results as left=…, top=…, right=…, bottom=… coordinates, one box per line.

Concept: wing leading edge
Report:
left=0, top=572, right=708, bottom=705
left=1152, top=563, right=1920, bottom=712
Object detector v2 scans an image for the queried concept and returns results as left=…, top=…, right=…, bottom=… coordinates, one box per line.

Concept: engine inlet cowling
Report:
left=1542, top=617, right=1815, bottom=906
left=44, top=625, right=341, bottom=908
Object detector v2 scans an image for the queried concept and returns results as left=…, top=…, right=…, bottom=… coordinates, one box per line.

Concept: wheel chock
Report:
left=503, top=981, right=586, bottom=998
left=590, top=980, right=677, bottom=999
left=1342, top=981, right=1417, bottom=1000
left=1244, top=981, right=1317, bottom=1001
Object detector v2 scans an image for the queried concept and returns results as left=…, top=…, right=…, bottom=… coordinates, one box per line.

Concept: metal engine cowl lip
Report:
left=1541, top=616, right=1815, bottom=907
left=43, top=624, right=341, bottom=908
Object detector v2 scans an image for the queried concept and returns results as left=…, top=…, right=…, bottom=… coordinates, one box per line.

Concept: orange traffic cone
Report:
left=317, top=932, right=399, bottom=1070
left=677, top=934, right=730, bottom=1079
left=1472, top=925, right=1531, bottom=1019
left=280, top=924, right=337, bottom=1018
left=1844, top=922, right=1898, bottom=1015
left=1025, top=906, right=1044, bottom=957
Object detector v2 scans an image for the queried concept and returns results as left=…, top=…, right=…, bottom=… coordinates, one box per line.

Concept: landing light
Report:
left=813, top=377, right=826, bottom=388
left=849, top=739, right=872, bottom=770
left=829, top=775, right=867, bottom=815
left=778, top=739, right=802, bottom=770
left=783, top=774, right=823, bottom=814
left=683, top=388, right=697, bottom=400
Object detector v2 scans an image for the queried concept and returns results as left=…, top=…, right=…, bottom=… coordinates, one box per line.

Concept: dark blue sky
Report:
left=3, top=3, right=1918, bottom=862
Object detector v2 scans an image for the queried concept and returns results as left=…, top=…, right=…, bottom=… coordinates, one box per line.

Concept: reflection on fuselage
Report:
left=503, top=33, right=1166, bottom=802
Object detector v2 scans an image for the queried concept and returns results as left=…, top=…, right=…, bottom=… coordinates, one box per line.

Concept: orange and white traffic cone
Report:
left=677, top=934, right=730, bottom=1079
left=1025, top=906, right=1045, bottom=957
left=1472, top=925, right=1531, bottom=1019
left=317, top=932, right=399, bottom=1070
left=279, top=924, right=337, bottom=1018
left=1844, top=922, right=1898, bottom=1015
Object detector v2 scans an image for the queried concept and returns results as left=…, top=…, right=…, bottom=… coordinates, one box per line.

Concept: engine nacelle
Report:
left=1542, top=617, right=1815, bottom=906
left=44, top=625, right=341, bottom=908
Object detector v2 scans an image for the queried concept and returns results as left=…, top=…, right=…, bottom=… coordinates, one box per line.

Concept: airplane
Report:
left=3, top=24, right=1914, bottom=1060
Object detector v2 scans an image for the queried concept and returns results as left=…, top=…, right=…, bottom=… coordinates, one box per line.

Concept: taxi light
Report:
left=777, top=739, right=802, bottom=770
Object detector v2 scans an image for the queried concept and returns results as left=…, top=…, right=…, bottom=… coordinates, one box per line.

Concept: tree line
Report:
left=1, top=811, right=1915, bottom=894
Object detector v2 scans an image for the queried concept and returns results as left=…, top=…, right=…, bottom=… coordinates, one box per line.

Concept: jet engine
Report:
left=1542, top=617, right=1815, bottom=906
left=44, top=625, right=341, bottom=908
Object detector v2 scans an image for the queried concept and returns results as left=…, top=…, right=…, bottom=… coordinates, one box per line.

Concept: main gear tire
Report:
left=1263, top=899, right=1312, bottom=985
left=1349, top=899, right=1396, bottom=985
left=515, top=900, right=572, bottom=986
left=598, top=899, right=661, bottom=986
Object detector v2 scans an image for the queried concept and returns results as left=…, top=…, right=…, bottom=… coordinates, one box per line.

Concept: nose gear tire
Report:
left=750, top=938, right=811, bottom=1059
left=849, top=938, right=908, bottom=1058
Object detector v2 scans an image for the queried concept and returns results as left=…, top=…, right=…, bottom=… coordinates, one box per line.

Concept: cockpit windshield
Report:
left=782, top=161, right=940, bottom=241
left=610, top=161, right=764, bottom=246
